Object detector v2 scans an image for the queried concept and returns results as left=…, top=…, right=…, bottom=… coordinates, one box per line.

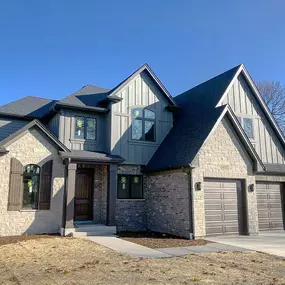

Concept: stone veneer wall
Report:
left=145, top=170, right=191, bottom=238
left=116, top=165, right=147, bottom=231
left=0, top=128, right=65, bottom=236
left=192, top=117, right=258, bottom=237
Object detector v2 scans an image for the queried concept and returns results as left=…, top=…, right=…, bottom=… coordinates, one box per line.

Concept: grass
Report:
left=0, top=235, right=284, bottom=284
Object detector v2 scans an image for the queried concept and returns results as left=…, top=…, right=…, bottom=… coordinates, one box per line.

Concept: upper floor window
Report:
left=131, top=108, right=156, bottom=142
left=23, top=164, right=40, bottom=209
left=74, top=117, right=96, bottom=140
left=237, top=117, right=254, bottom=139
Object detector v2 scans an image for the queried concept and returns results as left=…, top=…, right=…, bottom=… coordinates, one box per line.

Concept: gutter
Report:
left=182, top=164, right=195, bottom=240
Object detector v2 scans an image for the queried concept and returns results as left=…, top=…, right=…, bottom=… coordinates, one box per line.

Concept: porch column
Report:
left=65, top=163, right=77, bottom=228
left=107, top=164, right=117, bottom=226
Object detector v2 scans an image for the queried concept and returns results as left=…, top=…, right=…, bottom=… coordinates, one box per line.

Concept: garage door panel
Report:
left=270, top=203, right=282, bottom=209
left=206, top=226, right=223, bottom=235
left=258, top=211, right=270, bottom=219
left=271, top=222, right=283, bottom=229
left=204, top=192, right=222, bottom=200
left=224, top=225, right=239, bottom=234
left=205, top=179, right=240, bottom=236
left=205, top=214, right=223, bottom=222
left=257, top=203, right=268, bottom=209
left=224, top=213, right=238, bottom=221
left=205, top=204, right=222, bottom=211
left=256, top=182, right=284, bottom=231
left=224, top=204, right=237, bottom=211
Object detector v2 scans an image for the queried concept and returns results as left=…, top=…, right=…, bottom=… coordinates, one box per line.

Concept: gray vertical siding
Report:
left=59, top=109, right=108, bottom=153
left=0, top=118, right=28, bottom=141
left=221, top=74, right=285, bottom=164
left=46, top=113, right=60, bottom=137
left=110, top=71, right=173, bottom=165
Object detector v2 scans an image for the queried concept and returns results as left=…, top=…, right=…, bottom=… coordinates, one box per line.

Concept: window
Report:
left=131, top=108, right=155, bottom=141
left=23, top=164, right=40, bottom=209
left=74, top=117, right=96, bottom=140
left=237, top=117, right=254, bottom=139
left=117, top=175, right=143, bottom=199
left=244, top=118, right=254, bottom=139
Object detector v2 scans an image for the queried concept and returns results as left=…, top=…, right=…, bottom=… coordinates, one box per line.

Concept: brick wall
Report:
left=116, top=165, right=147, bottom=231
left=145, top=170, right=191, bottom=239
left=0, top=129, right=65, bottom=236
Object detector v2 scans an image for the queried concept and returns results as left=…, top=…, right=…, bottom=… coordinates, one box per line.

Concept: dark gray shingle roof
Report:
left=0, top=96, right=57, bottom=118
left=146, top=65, right=242, bottom=172
left=175, top=65, right=241, bottom=108
left=59, top=85, right=110, bottom=107
left=146, top=103, right=227, bottom=172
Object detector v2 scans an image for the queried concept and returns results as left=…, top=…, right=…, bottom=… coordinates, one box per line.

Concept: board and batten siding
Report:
left=0, top=118, right=28, bottom=141
left=58, top=109, right=108, bottom=153
left=46, top=113, right=60, bottom=137
left=221, top=74, right=285, bottom=164
left=110, top=71, right=173, bottom=165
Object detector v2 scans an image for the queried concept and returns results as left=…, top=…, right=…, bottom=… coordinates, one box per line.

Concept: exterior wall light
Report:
left=196, top=182, right=202, bottom=191
left=249, top=184, right=255, bottom=192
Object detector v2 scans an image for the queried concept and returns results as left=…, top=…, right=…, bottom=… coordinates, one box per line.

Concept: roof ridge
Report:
left=25, top=95, right=57, bottom=101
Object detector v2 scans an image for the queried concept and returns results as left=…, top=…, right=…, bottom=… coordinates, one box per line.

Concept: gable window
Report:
left=74, top=117, right=96, bottom=140
left=23, top=164, right=40, bottom=209
left=131, top=108, right=155, bottom=142
left=237, top=117, right=254, bottom=139
left=117, top=175, right=143, bottom=199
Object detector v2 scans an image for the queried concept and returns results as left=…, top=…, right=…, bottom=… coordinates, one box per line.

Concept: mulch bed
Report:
left=118, top=231, right=210, bottom=248
left=0, top=234, right=60, bottom=247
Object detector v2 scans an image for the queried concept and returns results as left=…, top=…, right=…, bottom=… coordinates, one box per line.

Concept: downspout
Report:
left=182, top=164, right=194, bottom=240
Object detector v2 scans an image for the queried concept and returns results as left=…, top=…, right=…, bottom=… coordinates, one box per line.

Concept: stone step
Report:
left=64, top=225, right=116, bottom=237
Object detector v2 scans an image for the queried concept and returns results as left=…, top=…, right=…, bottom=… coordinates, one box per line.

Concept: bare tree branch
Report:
left=257, top=81, right=285, bottom=133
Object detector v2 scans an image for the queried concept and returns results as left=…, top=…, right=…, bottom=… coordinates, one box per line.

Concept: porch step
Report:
left=64, top=224, right=117, bottom=237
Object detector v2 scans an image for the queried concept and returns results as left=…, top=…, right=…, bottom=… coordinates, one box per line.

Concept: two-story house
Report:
left=0, top=63, right=284, bottom=239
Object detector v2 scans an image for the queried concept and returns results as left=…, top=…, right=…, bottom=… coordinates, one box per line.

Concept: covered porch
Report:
left=59, top=150, right=124, bottom=233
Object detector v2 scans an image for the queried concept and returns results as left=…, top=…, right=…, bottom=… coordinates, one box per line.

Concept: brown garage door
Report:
left=204, top=179, right=243, bottom=236
left=256, top=182, right=284, bottom=231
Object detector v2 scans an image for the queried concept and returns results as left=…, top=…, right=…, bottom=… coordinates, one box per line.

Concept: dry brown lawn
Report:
left=0, top=236, right=285, bottom=285
left=119, top=231, right=210, bottom=248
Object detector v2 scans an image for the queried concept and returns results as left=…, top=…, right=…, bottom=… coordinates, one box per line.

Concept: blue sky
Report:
left=0, top=0, right=284, bottom=105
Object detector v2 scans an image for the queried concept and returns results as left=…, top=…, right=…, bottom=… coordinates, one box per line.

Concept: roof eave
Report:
left=0, top=112, right=37, bottom=120
left=55, top=102, right=109, bottom=113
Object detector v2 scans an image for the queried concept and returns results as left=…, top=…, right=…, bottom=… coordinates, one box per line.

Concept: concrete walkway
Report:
left=207, top=231, right=285, bottom=258
left=84, top=236, right=172, bottom=258
left=83, top=236, right=252, bottom=258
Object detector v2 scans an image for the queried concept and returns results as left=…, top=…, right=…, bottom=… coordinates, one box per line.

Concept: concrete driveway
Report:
left=207, top=231, right=285, bottom=258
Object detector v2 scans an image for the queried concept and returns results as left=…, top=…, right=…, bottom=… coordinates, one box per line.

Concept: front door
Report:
left=74, top=168, right=93, bottom=221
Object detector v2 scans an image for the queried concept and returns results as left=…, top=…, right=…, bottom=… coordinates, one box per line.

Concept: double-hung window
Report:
left=131, top=108, right=156, bottom=142
left=117, top=175, right=143, bottom=199
left=237, top=117, right=254, bottom=139
left=75, top=117, right=96, bottom=140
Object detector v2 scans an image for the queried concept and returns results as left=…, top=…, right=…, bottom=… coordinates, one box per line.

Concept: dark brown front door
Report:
left=74, top=168, right=93, bottom=221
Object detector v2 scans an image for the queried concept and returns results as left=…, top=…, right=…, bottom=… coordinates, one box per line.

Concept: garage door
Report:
left=256, top=182, right=284, bottom=231
left=204, top=179, right=242, bottom=236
